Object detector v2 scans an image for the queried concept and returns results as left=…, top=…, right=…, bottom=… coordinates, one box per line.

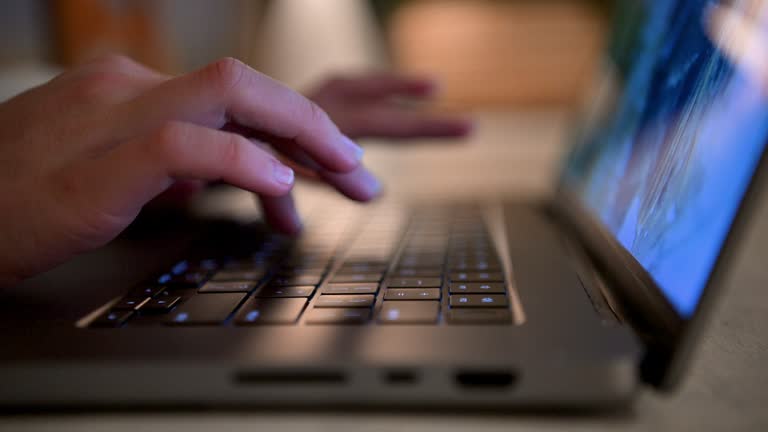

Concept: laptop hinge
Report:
left=542, top=201, right=680, bottom=388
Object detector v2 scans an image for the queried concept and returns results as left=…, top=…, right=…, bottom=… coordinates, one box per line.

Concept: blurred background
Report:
left=0, top=0, right=609, bottom=108
left=0, top=0, right=614, bottom=204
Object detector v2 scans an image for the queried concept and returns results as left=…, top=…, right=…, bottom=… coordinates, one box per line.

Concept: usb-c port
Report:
left=384, top=370, right=419, bottom=385
left=455, top=370, right=516, bottom=390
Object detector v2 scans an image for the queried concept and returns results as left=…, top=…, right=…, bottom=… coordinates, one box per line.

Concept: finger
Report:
left=81, top=122, right=295, bottom=216
left=218, top=125, right=381, bottom=201
left=344, top=107, right=474, bottom=139
left=147, top=180, right=206, bottom=208
left=116, top=58, right=364, bottom=173
left=257, top=138, right=381, bottom=201
left=324, top=73, right=438, bottom=100
left=318, top=164, right=382, bottom=202
left=222, top=124, right=322, bottom=180
left=258, top=194, right=303, bottom=235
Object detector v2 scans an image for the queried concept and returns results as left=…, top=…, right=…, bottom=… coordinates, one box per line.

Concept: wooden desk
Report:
left=2, top=111, right=767, bottom=430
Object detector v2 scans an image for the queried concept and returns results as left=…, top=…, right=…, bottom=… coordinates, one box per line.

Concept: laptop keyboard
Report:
left=88, top=204, right=516, bottom=328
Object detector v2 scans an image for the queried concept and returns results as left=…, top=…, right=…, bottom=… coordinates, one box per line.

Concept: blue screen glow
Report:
left=564, top=0, right=768, bottom=316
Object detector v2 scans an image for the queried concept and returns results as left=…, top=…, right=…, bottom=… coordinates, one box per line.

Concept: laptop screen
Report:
left=562, top=0, right=768, bottom=317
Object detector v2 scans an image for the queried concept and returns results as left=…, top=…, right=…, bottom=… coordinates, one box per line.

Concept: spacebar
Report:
left=167, top=293, right=247, bottom=325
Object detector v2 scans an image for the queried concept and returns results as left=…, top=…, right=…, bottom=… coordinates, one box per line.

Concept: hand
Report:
left=250, top=73, right=475, bottom=233
left=307, top=73, right=473, bottom=139
left=0, top=55, right=379, bottom=286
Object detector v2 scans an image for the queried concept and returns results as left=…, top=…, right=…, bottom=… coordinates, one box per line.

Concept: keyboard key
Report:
left=391, top=268, right=442, bottom=278
left=281, top=256, right=330, bottom=268
left=378, top=301, right=439, bottom=324
left=91, top=310, right=133, bottom=327
left=167, top=293, right=246, bottom=325
left=225, top=258, right=269, bottom=270
left=279, top=262, right=328, bottom=273
left=449, top=294, right=508, bottom=308
left=127, top=285, right=166, bottom=298
left=305, top=308, right=371, bottom=324
left=168, top=271, right=211, bottom=288
left=397, top=256, right=444, bottom=267
left=451, top=240, right=492, bottom=248
left=235, top=298, right=307, bottom=325
left=323, top=283, right=379, bottom=295
left=156, top=288, right=195, bottom=301
left=199, top=281, right=256, bottom=293
left=211, top=269, right=266, bottom=282
left=315, top=294, right=374, bottom=308
left=336, top=262, right=387, bottom=274
left=270, top=275, right=323, bottom=286
left=170, top=260, right=189, bottom=275
left=449, top=282, right=506, bottom=294
left=449, top=272, right=503, bottom=282
left=195, top=259, right=220, bottom=272
left=384, top=288, right=440, bottom=300
left=330, top=273, right=382, bottom=283
left=255, top=285, right=315, bottom=298
left=344, top=251, right=390, bottom=262
left=449, top=261, right=501, bottom=271
left=156, top=273, right=173, bottom=285
left=141, top=296, right=180, bottom=313
left=447, top=309, right=512, bottom=324
left=276, top=267, right=326, bottom=277
left=386, top=277, right=442, bottom=288
left=112, top=297, right=149, bottom=311
left=121, top=313, right=168, bottom=326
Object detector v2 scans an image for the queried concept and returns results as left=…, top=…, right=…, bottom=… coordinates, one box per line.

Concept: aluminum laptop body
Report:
left=0, top=0, right=766, bottom=409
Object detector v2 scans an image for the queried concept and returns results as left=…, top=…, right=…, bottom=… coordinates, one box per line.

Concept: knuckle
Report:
left=90, top=53, right=134, bottom=70
left=71, top=55, right=137, bottom=104
left=205, top=57, right=249, bottom=93
left=72, top=72, right=119, bottom=104
left=305, top=99, right=331, bottom=126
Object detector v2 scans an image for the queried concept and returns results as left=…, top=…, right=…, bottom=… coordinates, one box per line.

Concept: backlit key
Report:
left=167, top=293, right=246, bottom=325
left=384, top=288, right=440, bottom=300
left=449, top=272, right=503, bottom=282
left=315, top=295, right=374, bottom=308
left=378, top=301, right=439, bottom=324
left=305, top=308, right=371, bottom=324
left=256, top=285, right=315, bottom=298
left=449, top=294, right=508, bottom=308
left=322, top=283, right=379, bottom=295
left=386, top=277, right=442, bottom=288
left=449, top=282, right=505, bottom=294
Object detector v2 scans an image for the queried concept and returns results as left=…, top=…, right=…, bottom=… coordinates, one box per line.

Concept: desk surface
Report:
left=2, top=111, right=768, bottom=431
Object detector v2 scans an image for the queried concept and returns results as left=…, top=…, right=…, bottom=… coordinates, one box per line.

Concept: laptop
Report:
left=1, top=0, right=766, bottom=408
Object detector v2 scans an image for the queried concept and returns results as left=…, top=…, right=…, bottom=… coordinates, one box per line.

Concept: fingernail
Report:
left=362, top=172, right=383, bottom=200
left=342, top=135, right=365, bottom=162
left=272, top=161, right=295, bottom=185
left=369, top=176, right=382, bottom=197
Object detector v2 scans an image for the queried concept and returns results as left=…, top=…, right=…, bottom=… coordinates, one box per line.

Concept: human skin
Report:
left=0, top=55, right=471, bottom=287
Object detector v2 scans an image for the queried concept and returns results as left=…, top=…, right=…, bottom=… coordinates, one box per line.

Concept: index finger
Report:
left=114, top=58, right=364, bottom=173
